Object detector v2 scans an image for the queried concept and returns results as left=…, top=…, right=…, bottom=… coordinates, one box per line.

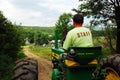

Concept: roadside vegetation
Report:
left=29, top=45, right=51, bottom=60
left=0, top=11, right=26, bottom=80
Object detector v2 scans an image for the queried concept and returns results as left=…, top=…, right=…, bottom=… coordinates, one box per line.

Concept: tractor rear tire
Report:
left=12, top=58, right=38, bottom=80
left=100, top=54, right=120, bottom=80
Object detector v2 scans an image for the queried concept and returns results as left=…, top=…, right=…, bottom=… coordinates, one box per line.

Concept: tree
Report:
left=0, top=11, right=25, bottom=79
left=0, top=11, right=24, bottom=58
left=75, top=0, right=120, bottom=53
left=24, top=28, right=35, bottom=43
left=55, top=13, right=73, bottom=45
left=34, top=31, right=49, bottom=46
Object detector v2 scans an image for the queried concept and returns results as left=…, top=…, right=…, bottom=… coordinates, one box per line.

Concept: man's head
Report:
left=73, top=14, right=84, bottom=27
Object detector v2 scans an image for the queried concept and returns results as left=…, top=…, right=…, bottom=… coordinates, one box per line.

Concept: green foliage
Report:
left=77, top=0, right=117, bottom=24
left=24, top=28, right=35, bottom=43
left=0, top=11, right=26, bottom=80
left=0, top=54, right=14, bottom=80
left=92, top=30, right=105, bottom=38
left=92, top=26, right=117, bottom=53
left=104, top=26, right=117, bottom=41
left=0, top=52, right=26, bottom=80
left=23, top=27, right=55, bottom=45
left=0, top=11, right=25, bottom=59
left=34, top=31, right=49, bottom=45
left=77, top=0, right=120, bottom=53
left=55, top=13, right=73, bottom=44
left=77, top=0, right=119, bottom=26
left=34, top=27, right=54, bottom=35
left=17, top=50, right=26, bottom=59
left=102, top=47, right=112, bottom=58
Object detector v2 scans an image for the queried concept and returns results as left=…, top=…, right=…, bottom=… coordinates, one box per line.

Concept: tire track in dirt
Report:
left=23, top=46, right=52, bottom=80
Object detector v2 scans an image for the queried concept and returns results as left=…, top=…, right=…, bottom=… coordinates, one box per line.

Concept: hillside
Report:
left=23, top=26, right=55, bottom=35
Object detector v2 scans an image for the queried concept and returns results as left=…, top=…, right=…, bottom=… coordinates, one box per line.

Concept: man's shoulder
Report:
left=68, top=27, right=90, bottom=33
left=68, top=28, right=77, bottom=34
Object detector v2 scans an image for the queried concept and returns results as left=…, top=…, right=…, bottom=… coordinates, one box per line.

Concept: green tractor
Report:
left=51, top=30, right=120, bottom=80
left=12, top=30, right=120, bottom=80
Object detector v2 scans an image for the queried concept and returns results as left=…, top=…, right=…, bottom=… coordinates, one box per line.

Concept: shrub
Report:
left=0, top=54, right=14, bottom=80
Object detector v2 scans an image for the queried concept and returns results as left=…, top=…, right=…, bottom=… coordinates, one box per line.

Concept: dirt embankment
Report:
left=23, top=46, right=52, bottom=80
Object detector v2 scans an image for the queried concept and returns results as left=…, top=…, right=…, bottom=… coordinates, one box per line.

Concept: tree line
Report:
left=23, top=26, right=54, bottom=46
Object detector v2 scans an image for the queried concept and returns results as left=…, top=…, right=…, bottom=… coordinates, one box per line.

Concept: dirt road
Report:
left=23, top=46, right=52, bottom=80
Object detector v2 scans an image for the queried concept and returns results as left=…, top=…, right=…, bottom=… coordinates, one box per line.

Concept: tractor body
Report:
left=51, top=30, right=105, bottom=80
left=51, top=46, right=104, bottom=80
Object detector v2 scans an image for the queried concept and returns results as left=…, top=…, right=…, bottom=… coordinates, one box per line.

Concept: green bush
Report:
left=102, top=47, right=112, bottom=58
left=17, top=51, right=26, bottom=59
left=0, top=51, right=26, bottom=80
left=0, top=54, right=14, bottom=80
left=0, top=11, right=26, bottom=80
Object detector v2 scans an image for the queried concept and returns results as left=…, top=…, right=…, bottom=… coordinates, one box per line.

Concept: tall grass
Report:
left=93, top=37, right=113, bottom=58
left=29, top=46, right=51, bottom=60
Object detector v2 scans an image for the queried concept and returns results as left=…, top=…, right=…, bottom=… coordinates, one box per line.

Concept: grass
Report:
left=28, top=37, right=114, bottom=61
left=93, top=37, right=114, bottom=58
left=29, top=45, right=52, bottom=60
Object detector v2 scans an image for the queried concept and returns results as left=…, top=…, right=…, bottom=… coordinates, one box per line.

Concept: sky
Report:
left=0, top=0, right=90, bottom=26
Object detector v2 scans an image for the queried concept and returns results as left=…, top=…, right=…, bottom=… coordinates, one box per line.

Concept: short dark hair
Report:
left=73, top=14, right=84, bottom=24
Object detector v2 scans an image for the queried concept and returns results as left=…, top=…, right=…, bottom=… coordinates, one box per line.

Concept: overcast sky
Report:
left=0, top=0, right=89, bottom=26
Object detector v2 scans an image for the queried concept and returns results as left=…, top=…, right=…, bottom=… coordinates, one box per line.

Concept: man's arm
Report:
left=63, top=32, right=72, bottom=51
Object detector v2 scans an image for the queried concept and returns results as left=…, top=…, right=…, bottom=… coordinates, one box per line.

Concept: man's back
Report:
left=63, top=27, right=93, bottom=50
left=63, top=14, right=93, bottom=50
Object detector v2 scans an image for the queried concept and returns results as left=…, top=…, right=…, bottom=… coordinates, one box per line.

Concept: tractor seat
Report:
left=65, top=46, right=102, bottom=67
